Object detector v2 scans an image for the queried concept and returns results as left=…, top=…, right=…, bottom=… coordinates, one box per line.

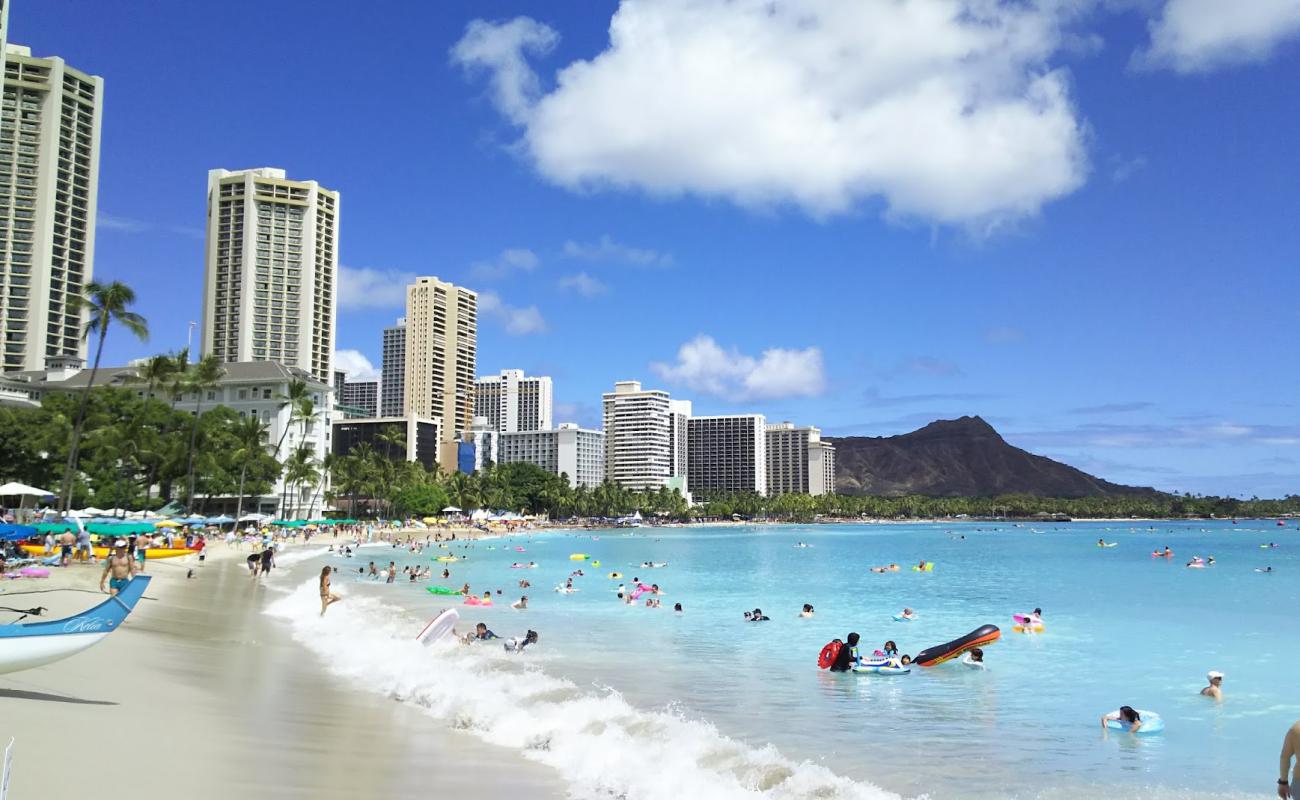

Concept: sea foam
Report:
left=265, top=577, right=898, bottom=800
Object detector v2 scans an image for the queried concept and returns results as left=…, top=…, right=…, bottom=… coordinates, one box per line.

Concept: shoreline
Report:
left=0, top=543, right=565, bottom=799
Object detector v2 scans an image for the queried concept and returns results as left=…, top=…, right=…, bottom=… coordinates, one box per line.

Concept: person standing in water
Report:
left=829, top=632, right=861, bottom=672
left=1202, top=671, right=1224, bottom=701
left=319, top=566, right=341, bottom=616
left=1280, top=720, right=1300, bottom=798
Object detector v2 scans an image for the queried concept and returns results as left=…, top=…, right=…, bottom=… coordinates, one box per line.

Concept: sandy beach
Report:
left=0, top=542, right=564, bottom=800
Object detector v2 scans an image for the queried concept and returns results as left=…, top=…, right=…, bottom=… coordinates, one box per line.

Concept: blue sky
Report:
left=18, top=1, right=1299, bottom=497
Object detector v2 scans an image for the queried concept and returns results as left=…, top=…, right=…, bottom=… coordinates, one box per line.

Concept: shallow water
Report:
left=269, top=520, right=1297, bottom=799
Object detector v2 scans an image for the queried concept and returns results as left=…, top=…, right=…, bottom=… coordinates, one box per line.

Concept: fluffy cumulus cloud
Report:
left=479, top=290, right=547, bottom=335
left=470, top=247, right=541, bottom=280
left=557, top=272, right=608, bottom=297
left=337, top=266, right=419, bottom=310
left=452, top=1, right=1089, bottom=227
left=1140, top=0, right=1300, bottom=72
left=334, top=349, right=380, bottom=381
left=652, top=335, right=825, bottom=400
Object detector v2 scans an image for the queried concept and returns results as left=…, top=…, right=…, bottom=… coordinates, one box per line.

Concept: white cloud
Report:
left=651, top=335, right=825, bottom=400
left=562, top=235, right=673, bottom=267
left=452, top=2, right=1089, bottom=227
left=334, top=349, right=380, bottom=381
left=338, top=266, right=418, bottom=310
left=1139, top=0, right=1300, bottom=72
left=478, top=290, right=547, bottom=335
left=451, top=17, right=559, bottom=124
left=558, top=272, right=608, bottom=297
left=470, top=247, right=541, bottom=280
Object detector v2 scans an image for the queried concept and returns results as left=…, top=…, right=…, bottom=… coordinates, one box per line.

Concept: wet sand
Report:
left=0, top=547, right=565, bottom=799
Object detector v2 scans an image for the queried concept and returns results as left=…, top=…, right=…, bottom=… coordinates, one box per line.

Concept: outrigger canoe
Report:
left=20, top=545, right=199, bottom=560
left=0, top=575, right=151, bottom=675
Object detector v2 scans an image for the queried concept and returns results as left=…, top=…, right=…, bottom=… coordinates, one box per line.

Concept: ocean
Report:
left=265, top=520, right=1297, bottom=799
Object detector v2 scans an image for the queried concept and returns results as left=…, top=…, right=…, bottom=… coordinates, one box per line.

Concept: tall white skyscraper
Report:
left=380, top=317, right=405, bottom=417
left=668, top=398, right=691, bottom=492
left=201, top=168, right=339, bottom=382
left=474, top=368, right=552, bottom=433
left=0, top=42, right=103, bottom=372
left=405, top=276, right=476, bottom=472
left=602, top=380, right=675, bottom=491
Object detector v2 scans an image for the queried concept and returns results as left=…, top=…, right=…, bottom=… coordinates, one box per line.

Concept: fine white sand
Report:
left=0, top=544, right=565, bottom=799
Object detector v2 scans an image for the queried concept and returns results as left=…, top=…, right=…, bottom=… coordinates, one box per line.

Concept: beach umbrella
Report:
left=422, top=517, right=439, bottom=524
left=0, top=523, right=37, bottom=541
left=442, top=506, right=462, bottom=513
left=0, top=482, right=55, bottom=497
left=206, top=515, right=235, bottom=525
left=155, top=520, right=181, bottom=528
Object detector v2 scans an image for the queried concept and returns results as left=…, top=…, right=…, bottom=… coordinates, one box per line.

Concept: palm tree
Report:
left=283, top=445, right=319, bottom=519
left=183, top=354, right=226, bottom=512
left=60, top=281, right=149, bottom=512
left=280, top=397, right=317, bottom=517
left=271, top=379, right=310, bottom=460
left=231, top=414, right=270, bottom=524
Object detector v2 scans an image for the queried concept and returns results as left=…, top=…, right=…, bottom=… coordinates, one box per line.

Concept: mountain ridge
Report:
left=825, top=415, right=1157, bottom=498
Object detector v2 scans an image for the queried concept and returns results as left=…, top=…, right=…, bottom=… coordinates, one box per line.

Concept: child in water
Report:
left=961, top=647, right=986, bottom=669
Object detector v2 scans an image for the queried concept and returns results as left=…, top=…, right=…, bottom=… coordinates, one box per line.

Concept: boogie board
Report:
left=416, top=607, right=459, bottom=646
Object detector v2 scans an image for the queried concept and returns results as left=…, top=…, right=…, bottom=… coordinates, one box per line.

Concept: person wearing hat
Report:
left=1201, top=670, right=1224, bottom=701
left=99, top=539, right=138, bottom=596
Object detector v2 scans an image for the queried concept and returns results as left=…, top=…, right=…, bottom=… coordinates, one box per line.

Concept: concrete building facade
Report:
left=339, top=379, right=377, bottom=418
left=687, top=414, right=767, bottom=496
left=498, top=423, right=605, bottom=489
left=474, top=368, right=552, bottom=433
left=765, top=422, right=836, bottom=496
left=602, top=380, right=675, bottom=491
left=404, top=277, right=476, bottom=472
left=380, top=317, right=405, bottom=417
left=0, top=43, right=102, bottom=372
left=201, top=167, right=338, bottom=383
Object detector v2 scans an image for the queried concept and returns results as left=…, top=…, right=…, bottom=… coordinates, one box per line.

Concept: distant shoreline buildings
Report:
left=0, top=0, right=837, bottom=510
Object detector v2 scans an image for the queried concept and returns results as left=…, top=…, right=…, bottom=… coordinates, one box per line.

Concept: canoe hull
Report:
left=20, top=545, right=198, bottom=560
left=0, top=575, right=151, bottom=675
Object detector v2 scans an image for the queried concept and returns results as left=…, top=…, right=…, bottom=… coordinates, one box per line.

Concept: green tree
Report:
left=183, top=355, right=227, bottom=511
left=59, top=280, right=149, bottom=511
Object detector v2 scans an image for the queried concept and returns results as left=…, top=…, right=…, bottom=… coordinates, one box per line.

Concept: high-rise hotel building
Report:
left=603, top=380, right=682, bottom=491
left=766, top=422, right=836, bottom=496
left=474, top=369, right=552, bottom=433
left=201, top=168, right=338, bottom=383
left=380, top=317, right=405, bottom=417
left=0, top=41, right=103, bottom=372
left=687, top=414, right=767, bottom=496
left=404, top=277, right=476, bottom=472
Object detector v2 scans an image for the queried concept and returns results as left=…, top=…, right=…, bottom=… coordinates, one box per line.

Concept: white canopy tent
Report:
left=0, top=482, right=55, bottom=497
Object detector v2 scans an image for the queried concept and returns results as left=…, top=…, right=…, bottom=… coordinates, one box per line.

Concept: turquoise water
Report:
left=269, top=520, right=1298, bottom=799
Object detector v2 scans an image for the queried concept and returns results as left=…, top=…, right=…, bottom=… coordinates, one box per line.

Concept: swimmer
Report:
left=1164, top=546, right=1173, bottom=557
left=504, top=630, right=539, bottom=653
left=916, top=560, right=928, bottom=570
left=899, top=607, right=915, bottom=620
left=800, top=603, right=815, bottom=618
left=464, top=622, right=500, bottom=643
left=1101, top=706, right=1143, bottom=734
left=1258, top=566, right=1274, bottom=573
left=1031, top=608, right=1043, bottom=623
left=1202, top=671, right=1224, bottom=701
left=961, top=647, right=986, bottom=669
left=743, top=611, right=753, bottom=620
left=460, top=582, right=470, bottom=595
left=512, top=595, right=528, bottom=609
left=674, top=602, right=683, bottom=613
left=881, top=640, right=899, bottom=657
left=442, top=568, right=450, bottom=579
left=750, top=607, right=770, bottom=621
left=870, top=566, right=887, bottom=574
left=519, top=579, right=531, bottom=588
left=319, top=566, right=341, bottom=616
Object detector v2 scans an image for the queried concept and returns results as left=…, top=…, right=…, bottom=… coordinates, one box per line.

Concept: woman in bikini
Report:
left=320, top=565, right=341, bottom=616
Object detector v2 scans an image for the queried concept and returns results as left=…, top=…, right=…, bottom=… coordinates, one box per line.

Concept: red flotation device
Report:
left=818, top=640, right=843, bottom=669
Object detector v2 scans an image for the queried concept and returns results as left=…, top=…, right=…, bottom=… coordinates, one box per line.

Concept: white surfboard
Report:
left=416, top=607, right=459, bottom=646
